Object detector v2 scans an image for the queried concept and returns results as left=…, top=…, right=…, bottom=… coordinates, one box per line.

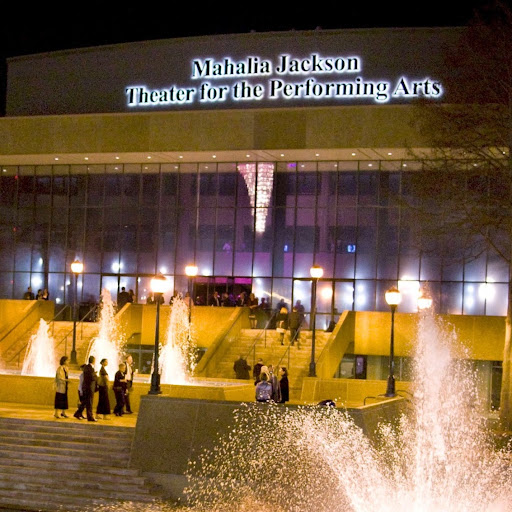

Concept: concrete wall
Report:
left=354, top=312, right=505, bottom=360
left=130, top=395, right=408, bottom=501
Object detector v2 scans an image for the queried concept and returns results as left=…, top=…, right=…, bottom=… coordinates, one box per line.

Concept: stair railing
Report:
left=244, top=310, right=278, bottom=368
left=275, top=318, right=305, bottom=370
left=54, top=305, right=100, bottom=358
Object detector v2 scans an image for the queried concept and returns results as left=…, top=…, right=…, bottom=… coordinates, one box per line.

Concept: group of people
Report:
left=253, top=360, right=289, bottom=404
left=117, top=287, right=135, bottom=310
left=275, top=301, right=305, bottom=347
left=22, top=286, right=49, bottom=301
left=232, top=355, right=289, bottom=404
left=53, top=354, right=136, bottom=422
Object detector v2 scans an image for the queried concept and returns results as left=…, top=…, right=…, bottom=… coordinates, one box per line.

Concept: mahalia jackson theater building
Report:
left=0, top=26, right=505, bottom=406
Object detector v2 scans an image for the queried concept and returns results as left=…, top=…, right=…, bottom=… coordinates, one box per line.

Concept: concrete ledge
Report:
left=131, top=394, right=407, bottom=500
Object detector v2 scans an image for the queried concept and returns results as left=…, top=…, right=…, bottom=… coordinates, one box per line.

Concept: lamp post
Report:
left=384, top=286, right=402, bottom=397
left=185, top=264, right=198, bottom=323
left=70, top=259, right=83, bottom=365
left=149, top=273, right=169, bottom=395
left=417, top=290, right=433, bottom=311
left=309, top=265, right=324, bottom=377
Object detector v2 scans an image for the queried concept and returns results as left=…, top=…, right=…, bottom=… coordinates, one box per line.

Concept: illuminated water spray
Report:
left=21, top=318, right=56, bottom=377
left=87, top=289, right=123, bottom=373
left=160, top=295, right=196, bottom=384
left=184, top=312, right=512, bottom=512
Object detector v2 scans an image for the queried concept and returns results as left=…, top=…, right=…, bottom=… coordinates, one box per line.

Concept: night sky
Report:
left=0, top=0, right=502, bottom=114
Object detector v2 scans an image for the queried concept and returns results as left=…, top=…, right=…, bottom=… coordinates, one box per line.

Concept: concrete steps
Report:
left=215, top=329, right=331, bottom=394
left=0, top=417, right=160, bottom=511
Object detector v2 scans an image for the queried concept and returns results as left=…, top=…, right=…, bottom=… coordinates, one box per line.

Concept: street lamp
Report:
left=417, top=290, right=433, bottom=311
left=309, top=265, right=324, bottom=377
left=149, top=273, right=169, bottom=395
left=384, top=285, right=402, bottom=397
left=185, top=264, right=198, bottom=323
left=70, top=259, right=83, bottom=364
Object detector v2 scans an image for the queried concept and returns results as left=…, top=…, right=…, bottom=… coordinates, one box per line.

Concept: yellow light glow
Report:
left=185, top=265, right=198, bottom=277
left=70, top=260, right=84, bottom=274
left=385, top=286, right=402, bottom=306
left=310, top=265, right=324, bottom=279
left=151, top=274, right=169, bottom=294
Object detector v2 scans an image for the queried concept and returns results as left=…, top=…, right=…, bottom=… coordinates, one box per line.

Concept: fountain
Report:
left=182, top=312, right=512, bottom=512
left=87, top=289, right=124, bottom=373
left=160, top=295, right=196, bottom=385
left=21, top=318, right=56, bottom=377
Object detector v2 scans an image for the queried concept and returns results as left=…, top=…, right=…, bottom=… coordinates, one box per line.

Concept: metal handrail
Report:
left=275, top=319, right=305, bottom=370
left=8, top=304, right=99, bottom=368
left=55, top=305, right=100, bottom=355
left=244, top=310, right=278, bottom=367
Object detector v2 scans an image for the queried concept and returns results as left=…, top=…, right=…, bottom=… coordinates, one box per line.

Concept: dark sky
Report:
left=0, top=1, right=497, bottom=58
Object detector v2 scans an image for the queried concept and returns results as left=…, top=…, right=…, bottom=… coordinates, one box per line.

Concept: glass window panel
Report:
left=464, top=255, right=487, bottom=282
left=334, top=281, right=355, bottom=313
left=142, top=174, right=159, bottom=206
left=354, top=280, right=376, bottom=311
left=48, top=272, right=65, bottom=305
left=420, top=255, right=442, bottom=281
left=87, top=175, right=104, bottom=205
left=82, top=273, right=101, bottom=304
left=252, top=251, right=271, bottom=277
left=104, top=175, right=122, bottom=206
left=100, top=275, right=120, bottom=303
left=442, top=259, right=463, bottom=281
left=487, top=254, right=509, bottom=283
left=0, top=174, right=17, bottom=205
left=358, top=172, right=378, bottom=205
left=123, top=174, right=140, bottom=206
left=440, top=282, right=463, bottom=315
left=68, top=175, right=86, bottom=206
left=293, top=253, right=314, bottom=278
left=14, top=272, right=32, bottom=300
left=335, top=253, right=356, bottom=279
left=378, top=172, right=400, bottom=206
left=68, top=208, right=84, bottom=253
left=0, top=272, right=13, bottom=299
left=463, top=283, right=484, bottom=315
left=0, top=226, right=15, bottom=270
left=485, top=283, right=507, bottom=316
left=271, top=278, right=292, bottom=311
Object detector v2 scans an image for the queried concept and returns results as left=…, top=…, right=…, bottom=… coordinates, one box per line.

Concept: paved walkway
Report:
left=0, top=402, right=138, bottom=427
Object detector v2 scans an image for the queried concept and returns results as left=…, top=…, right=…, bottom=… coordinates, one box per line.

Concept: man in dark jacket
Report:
left=233, top=355, right=251, bottom=379
left=82, top=356, right=98, bottom=422
left=288, top=306, right=302, bottom=347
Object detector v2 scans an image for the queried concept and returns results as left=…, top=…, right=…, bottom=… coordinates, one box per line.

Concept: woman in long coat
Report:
left=279, top=366, right=289, bottom=403
left=96, top=358, right=111, bottom=419
left=54, top=356, right=69, bottom=418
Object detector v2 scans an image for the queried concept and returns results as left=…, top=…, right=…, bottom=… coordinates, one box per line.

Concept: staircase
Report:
left=0, top=417, right=160, bottom=511
left=215, top=328, right=331, bottom=395
left=1, top=321, right=99, bottom=372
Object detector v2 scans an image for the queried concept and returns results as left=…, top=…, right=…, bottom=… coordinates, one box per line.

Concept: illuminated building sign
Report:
left=125, top=53, right=443, bottom=108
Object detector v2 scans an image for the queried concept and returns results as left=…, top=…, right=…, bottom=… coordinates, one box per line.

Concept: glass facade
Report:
left=0, top=159, right=507, bottom=324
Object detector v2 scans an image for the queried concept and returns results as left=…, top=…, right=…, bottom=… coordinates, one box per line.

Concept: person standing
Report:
left=123, top=354, right=135, bottom=414
left=248, top=293, right=259, bottom=328
left=96, top=359, right=111, bottom=420
left=209, top=291, right=221, bottom=306
left=23, top=286, right=35, bottom=300
left=82, top=356, right=98, bottom=422
left=73, top=364, right=87, bottom=420
left=268, top=364, right=281, bottom=403
left=275, top=307, right=289, bottom=345
left=255, top=373, right=273, bottom=403
left=279, top=367, right=289, bottom=403
left=117, top=287, right=130, bottom=310
left=113, top=363, right=127, bottom=416
left=252, top=358, right=264, bottom=384
left=288, top=306, right=302, bottom=347
left=233, top=354, right=251, bottom=379
left=54, top=356, right=69, bottom=418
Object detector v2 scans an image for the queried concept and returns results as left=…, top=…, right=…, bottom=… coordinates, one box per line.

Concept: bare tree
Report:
left=409, top=1, right=512, bottom=428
